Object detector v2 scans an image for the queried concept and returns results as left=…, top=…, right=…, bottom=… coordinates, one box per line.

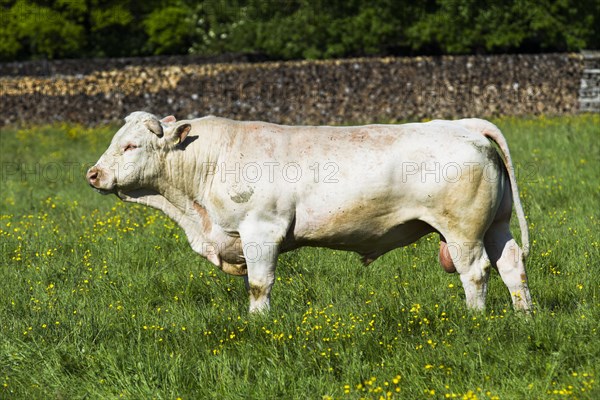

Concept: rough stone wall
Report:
left=0, top=53, right=584, bottom=126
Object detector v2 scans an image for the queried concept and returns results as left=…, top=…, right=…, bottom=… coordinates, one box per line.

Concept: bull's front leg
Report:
left=239, top=221, right=285, bottom=313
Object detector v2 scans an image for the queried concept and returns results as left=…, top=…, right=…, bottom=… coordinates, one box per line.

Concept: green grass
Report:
left=1, top=115, right=598, bottom=399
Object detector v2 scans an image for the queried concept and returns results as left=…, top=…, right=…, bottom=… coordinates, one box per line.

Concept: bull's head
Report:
left=86, top=112, right=190, bottom=195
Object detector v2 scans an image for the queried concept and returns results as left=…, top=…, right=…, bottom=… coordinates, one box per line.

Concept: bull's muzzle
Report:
left=86, top=166, right=102, bottom=188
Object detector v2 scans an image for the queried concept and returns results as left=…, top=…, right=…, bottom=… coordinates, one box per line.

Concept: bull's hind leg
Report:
left=449, top=240, right=492, bottom=310
left=438, top=233, right=492, bottom=310
left=485, top=222, right=532, bottom=312
left=454, top=242, right=491, bottom=310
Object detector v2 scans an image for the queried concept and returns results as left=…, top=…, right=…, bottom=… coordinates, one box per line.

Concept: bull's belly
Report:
left=286, top=219, right=435, bottom=261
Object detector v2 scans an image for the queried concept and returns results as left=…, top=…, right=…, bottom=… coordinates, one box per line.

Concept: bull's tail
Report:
left=455, top=118, right=529, bottom=259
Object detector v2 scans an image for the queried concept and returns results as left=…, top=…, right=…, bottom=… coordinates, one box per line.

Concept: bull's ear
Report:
left=145, top=119, right=164, bottom=137
left=161, top=115, right=176, bottom=123
left=171, top=123, right=191, bottom=145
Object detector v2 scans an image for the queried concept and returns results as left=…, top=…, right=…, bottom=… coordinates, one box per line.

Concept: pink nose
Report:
left=87, top=166, right=100, bottom=186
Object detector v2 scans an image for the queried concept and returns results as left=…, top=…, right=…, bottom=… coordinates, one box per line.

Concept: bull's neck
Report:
left=158, top=128, right=223, bottom=206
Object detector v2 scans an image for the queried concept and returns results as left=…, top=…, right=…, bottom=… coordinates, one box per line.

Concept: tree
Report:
left=406, top=0, right=599, bottom=54
left=144, top=4, right=195, bottom=55
left=0, top=0, right=597, bottom=61
left=1, top=0, right=86, bottom=60
left=0, top=0, right=161, bottom=60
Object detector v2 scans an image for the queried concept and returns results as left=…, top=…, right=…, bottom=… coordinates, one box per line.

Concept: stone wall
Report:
left=0, top=53, right=584, bottom=126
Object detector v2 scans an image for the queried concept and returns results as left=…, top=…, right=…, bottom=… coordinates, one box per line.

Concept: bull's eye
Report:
left=123, top=144, right=138, bottom=152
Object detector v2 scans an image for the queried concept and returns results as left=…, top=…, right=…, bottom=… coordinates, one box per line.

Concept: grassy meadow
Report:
left=0, top=115, right=598, bottom=399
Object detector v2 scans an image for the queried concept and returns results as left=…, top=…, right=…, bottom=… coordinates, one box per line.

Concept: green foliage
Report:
left=144, top=5, right=195, bottom=55
left=0, top=0, right=598, bottom=60
left=87, top=2, right=136, bottom=57
left=187, top=0, right=252, bottom=56
left=0, top=115, right=599, bottom=398
left=0, top=6, right=22, bottom=60
left=1, top=0, right=86, bottom=60
left=407, top=0, right=600, bottom=54
left=0, top=0, right=158, bottom=60
left=245, top=1, right=404, bottom=59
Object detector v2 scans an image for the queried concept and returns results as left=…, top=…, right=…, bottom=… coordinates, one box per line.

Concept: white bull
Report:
left=87, top=112, right=532, bottom=313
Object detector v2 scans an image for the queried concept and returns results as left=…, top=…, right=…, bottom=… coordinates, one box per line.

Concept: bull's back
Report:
left=209, top=118, right=500, bottom=201
left=281, top=121, right=501, bottom=243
